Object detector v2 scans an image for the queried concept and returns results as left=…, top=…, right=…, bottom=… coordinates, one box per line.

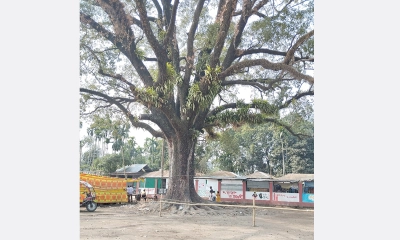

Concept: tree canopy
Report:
left=80, top=0, right=314, bottom=202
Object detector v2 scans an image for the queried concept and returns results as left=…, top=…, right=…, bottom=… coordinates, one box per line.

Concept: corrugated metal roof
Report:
left=195, top=172, right=205, bottom=177
left=274, top=173, right=314, bottom=182
left=197, top=170, right=246, bottom=179
left=136, top=169, right=313, bottom=182
left=245, top=171, right=275, bottom=179
left=141, top=170, right=205, bottom=178
left=141, top=169, right=170, bottom=178
left=114, top=164, right=152, bottom=173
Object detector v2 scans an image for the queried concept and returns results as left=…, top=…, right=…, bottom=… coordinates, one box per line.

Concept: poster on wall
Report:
left=245, top=191, right=270, bottom=201
left=273, top=192, right=299, bottom=202
left=302, top=193, right=314, bottom=203
left=197, top=179, right=207, bottom=197
left=221, top=190, right=243, bottom=199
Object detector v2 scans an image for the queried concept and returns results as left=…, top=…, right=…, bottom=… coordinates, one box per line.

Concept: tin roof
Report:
left=141, top=170, right=205, bottom=178
left=195, top=172, right=205, bottom=177
left=114, top=164, right=152, bottom=173
left=274, top=173, right=314, bottom=182
left=245, top=171, right=275, bottom=179
left=196, top=170, right=246, bottom=180
left=141, top=169, right=169, bottom=178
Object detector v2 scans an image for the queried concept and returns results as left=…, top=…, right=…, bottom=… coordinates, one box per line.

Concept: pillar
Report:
left=136, top=181, right=140, bottom=194
left=242, top=180, right=246, bottom=201
left=298, top=181, right=303, bottom=203
left=155, top=178, right=158, bottom=195
left=269, top=181, right=274, bottom=202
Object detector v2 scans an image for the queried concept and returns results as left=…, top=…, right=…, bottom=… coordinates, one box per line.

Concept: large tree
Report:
left=80, top=0, right=314, bottom=202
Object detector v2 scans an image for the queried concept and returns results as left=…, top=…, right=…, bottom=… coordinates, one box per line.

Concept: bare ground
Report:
left=80, top=200, right=314, bottom=240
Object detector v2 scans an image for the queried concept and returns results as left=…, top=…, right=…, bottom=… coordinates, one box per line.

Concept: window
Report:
left=303, top=181, right=314, bottom=193
left=246, top=180, right=270, bottom=192
left=274, top=182, right=299, bottom=193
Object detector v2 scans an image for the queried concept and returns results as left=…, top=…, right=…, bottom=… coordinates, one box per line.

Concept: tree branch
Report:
left=81, top=10, right=154, bottom=87
left=80, top=12, right=117, bottom=48
left=283, top=30, right=314, bottom=65
left=252, top=0, right=271, bottom=14
left=232, top=0, right=270, bottom=17
left=235, top=48, right=313, bottom=62
left=143, top=57, right=158, bottom=61
left=135, top=0, right=168, bottom=62
left=263, top=117, right=311, bottom=139
left=131, top=15, right=158, bottom=29
left=80, top=87, right=164, bottom=138
left=163, top=0, right=179, bottom=45
left=222, top=0, right=252, bottom=69
left=219, top=59, right=314, bottom=84
left=151, top=0, right=163, bottom=22
left=182, top=0, right=207, bottom=115
left=96, top=0, right=136, bottom=45
left=221, top=78, right=293, bottom=91
left=207, top=103, right=237, bottom=118
left=205, top=109, right=310, bottom=139
left=81, top=103, right=113, bottom=116
left=97, top=69, right=137, bottom=90
left=113, top=97, right=138, bottom=104
left=280, top=90, right=314, bottom=109
left=206, top=87, right=312, bottom=119
left=210, top=0, right=238, bottom=67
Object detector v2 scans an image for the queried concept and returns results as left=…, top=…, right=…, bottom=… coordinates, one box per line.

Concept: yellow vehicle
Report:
left=80, top=173, right=143, bottom=204
left=80, top=180, right=97, bottom=212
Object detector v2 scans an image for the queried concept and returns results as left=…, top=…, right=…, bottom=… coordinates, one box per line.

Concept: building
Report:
left=138, top=169, right=170, bottom=196
left=110, top=164, right=153, bottom=179
left=137, top=170, right=314, bottom=208
left=194, top=170, right=246, bottom=200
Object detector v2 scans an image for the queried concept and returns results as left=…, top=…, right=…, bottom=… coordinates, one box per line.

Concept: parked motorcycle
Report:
left=80, top=180, right=98, bottom=212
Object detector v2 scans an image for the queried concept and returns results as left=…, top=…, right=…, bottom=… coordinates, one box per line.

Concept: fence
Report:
left=154, top=196, right=313, bottom=227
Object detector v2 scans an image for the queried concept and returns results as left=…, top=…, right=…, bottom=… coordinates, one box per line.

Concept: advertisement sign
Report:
left=273, top=192, right=299, bottom=202
left=302, top=193, right=314, bottom=203
left=221, top=190, right=243, bottom=199
left=246, top=191, right=270, bottom=201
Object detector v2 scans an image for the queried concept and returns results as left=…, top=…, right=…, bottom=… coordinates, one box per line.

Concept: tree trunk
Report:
left=165, top=133, right=204, bottom=203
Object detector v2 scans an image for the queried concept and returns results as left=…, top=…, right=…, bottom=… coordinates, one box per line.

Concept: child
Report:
left=216, top=191, right=221, bottom=202
left=141, top=189, right=147, bottom=201
left=211, top=191, right=216, bottom=201
left=209, top=186, right=215, bottom=201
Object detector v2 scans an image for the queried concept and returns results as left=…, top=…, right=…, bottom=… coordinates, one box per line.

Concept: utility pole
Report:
left=159, top=139, right=165, bottom=217
left=122, top=146, right=126, bottom=180
left=280, top=132, right=285, bottom=176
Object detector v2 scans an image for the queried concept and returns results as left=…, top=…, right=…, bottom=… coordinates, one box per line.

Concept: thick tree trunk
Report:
left=165, top=133, right=204, bottom=203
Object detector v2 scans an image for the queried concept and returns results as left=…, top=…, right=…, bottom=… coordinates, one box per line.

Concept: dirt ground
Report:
left=80, top=200, right=314, bottom=240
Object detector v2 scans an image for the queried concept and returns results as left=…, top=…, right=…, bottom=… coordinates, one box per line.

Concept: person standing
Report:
left=209, top=186, right=215, bottom=201
left=127, top=185, right=134, bottom=203
left=141, top=189, right=147, bottom=201
left=216, top=191, right=221, bottom=202
left=211, top=191, right=216, bottom=201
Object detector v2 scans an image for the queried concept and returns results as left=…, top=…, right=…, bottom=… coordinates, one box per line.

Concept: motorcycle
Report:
left=80, top=180, right=98, bottom=212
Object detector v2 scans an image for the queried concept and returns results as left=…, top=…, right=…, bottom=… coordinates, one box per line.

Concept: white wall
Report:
left=197, top=179, right=218, bottom=198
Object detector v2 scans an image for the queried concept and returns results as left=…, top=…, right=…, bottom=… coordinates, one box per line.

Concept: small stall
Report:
left=139, top=169, right=170, bottom=198
left=273, top=174, right=314, bottom=206
left=245, top=171, right=274, bottom=201
left=194, top=171, right=245, bottom=200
